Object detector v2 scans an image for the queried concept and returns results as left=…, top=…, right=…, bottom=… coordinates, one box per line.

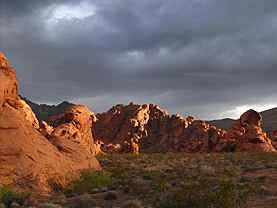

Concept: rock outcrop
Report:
left=92, top=103, right=226, bottom=154
left=0, top=52, right=101, bottom=193
left=222, top=109, right=276, bottom=152
left=48, top=105, right=99, bottom=155
left=92, top=104, right=277, bottom=154
left=0, top=52, right=19, bottom=112
left=6, top=99, right=39, bottom=128
left=206, top=108, right=277, bottom=137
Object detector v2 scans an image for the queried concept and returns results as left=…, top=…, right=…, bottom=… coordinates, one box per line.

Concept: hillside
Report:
left=205, top=118, right=236, bottom=132
left=260, top=107, right=277, bottom=137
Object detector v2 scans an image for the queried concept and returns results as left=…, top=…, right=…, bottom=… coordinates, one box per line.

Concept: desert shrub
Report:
left=256, top=186, right=268, bottom=197
left=64, top=169, right=113, bottom=196
left=109, top=166, right=130, bottom=180
left=78, top=194, right=96, bottom=208
left=120, top=179, right=141, bottom=194
left=0, top=185, right=32, bottom=207
left=122, top=199, right=143, bottom=208
left=154, top=177, right=253, bottom=208
left=123, top=185, right=131, bottom=193
left=258, top=175, right=272, bottom=183
left=104, top=192, right=118, bottom=200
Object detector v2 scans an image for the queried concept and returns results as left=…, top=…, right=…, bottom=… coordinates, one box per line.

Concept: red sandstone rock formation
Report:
left=48, top=113, right=65, bottom=128
left=6, top=99, right=39, bottom=128
left=48, top=105, right=100, bottom=155
left=0, top=52, right=101, bottom=193
left=92, top=102, right=226, bottom=154
left=93, top=104, right=277, bottom=154
left=0, top=52, right=19, bottom=112
left=223, top=109, right=276, bottom=152
left=39, top=121, right=54, bottom=137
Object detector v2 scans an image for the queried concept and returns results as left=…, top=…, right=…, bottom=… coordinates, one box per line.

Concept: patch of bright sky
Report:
left=126, top=50, right=145, bottom=59
left=218, top=104, right=277, bottom=120
left=157, top=47, right=169, bottom=56
left=50, top=1, right=96, bottom=21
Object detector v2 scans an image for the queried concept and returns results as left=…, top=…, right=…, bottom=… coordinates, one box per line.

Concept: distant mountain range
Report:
left=206, top=107, right=277, bottom=137
left=20, top=95, right=277, bottom=137
left=19, top=95, right=73, bottom=122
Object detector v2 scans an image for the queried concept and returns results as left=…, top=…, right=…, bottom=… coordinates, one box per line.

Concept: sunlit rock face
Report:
left=0, top=52, right=8, bottom=68
left=0, top=52, right=102, bottom=193
left=48, top=104, right=100, bottom=155
left=0, top=52, right=19, bottom=112
left=92, top=105, right=277, bottom=154
left=92, top=102, right=227, bottom=154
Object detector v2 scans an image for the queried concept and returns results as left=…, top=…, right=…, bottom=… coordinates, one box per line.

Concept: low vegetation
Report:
left=2, top=152, right=277, bottom=207
left=64, top=169, right=113, bottom=196
left=94, top=152, right=277, bottom=207
left=0, top=185, right=32, bottom=207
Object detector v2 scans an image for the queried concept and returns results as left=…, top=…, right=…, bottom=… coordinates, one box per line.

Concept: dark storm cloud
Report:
left=1, top=0, right=277, bottom=119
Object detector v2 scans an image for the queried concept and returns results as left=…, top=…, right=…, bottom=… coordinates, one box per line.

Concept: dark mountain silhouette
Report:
left=19, top=95, right=73, bottom=122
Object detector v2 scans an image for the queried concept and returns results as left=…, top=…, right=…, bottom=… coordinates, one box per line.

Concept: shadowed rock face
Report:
left=0, top=52, right=101, bottom=193
left=240, top=109, right=262, bottom=127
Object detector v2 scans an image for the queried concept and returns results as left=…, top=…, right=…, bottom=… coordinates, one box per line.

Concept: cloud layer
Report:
left=1, top=0, right=277, bottom=119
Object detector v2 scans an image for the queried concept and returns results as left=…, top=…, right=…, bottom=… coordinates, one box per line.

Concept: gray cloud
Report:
left=1, top=0, right=277, bottom=120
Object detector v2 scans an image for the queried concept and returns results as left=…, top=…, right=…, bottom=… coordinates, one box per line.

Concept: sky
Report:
left=1, top=0, right=277, bottom=120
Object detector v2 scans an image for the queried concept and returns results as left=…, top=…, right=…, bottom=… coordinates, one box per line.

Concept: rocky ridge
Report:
left=91, top=103, right=277, bottom=154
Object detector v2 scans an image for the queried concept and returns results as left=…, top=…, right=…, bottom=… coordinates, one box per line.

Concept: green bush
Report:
left=0, top=185, right=32, bottom=207
left=64, top=169, right=113, bottom=196
left=154, top=178, right=253, bottom=208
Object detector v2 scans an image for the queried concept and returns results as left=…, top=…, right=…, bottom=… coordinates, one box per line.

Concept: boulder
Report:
left=49, top=105, right=100, bottom=155
left=240, top=109, right=262, bottom=127
left=224, top=109, right=276, bottom=152
left=38, top=121, right=54, bottom=137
